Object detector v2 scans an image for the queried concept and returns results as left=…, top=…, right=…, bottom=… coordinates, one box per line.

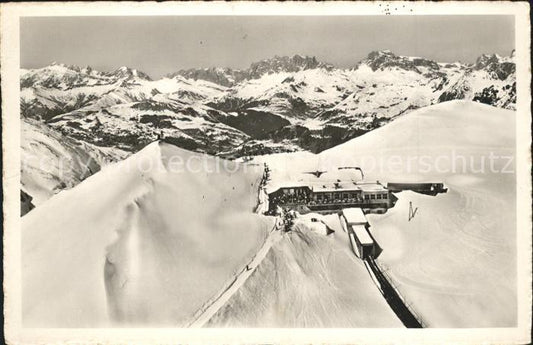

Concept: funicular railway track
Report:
left=364, top=257, right=423, bottom=328
left=342, top=207, right=424, bottom=328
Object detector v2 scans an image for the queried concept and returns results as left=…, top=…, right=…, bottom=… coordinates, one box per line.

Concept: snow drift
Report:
left=22, top=142, right=274, bottom=327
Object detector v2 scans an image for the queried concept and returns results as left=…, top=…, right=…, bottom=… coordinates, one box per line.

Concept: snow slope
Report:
left=368, top=185, right=516, bottom=327
left=319, top=100, right=515, bottom=182
left=22, top=142, right=274, bottom=327
left=250, top=100, right=516, bottom=327
left=207, top=215, right=403, bottom=328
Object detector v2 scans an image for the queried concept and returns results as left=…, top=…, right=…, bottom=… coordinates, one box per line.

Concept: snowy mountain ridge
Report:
left=20, top=50, right=516, bottom=157
left=167, top=54, right=334, bottom=87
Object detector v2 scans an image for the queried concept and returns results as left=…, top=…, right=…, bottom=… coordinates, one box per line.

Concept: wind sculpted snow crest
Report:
left=22, top=141, right=274, bottom=327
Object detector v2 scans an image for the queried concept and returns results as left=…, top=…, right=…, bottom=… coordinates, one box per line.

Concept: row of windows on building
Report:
left=314, top=192, right=388, bottom=200
left=275, top=188, right=389, bottom=205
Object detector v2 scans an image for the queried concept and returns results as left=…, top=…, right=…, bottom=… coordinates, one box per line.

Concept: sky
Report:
left=20, top=15, right=515, bottom=79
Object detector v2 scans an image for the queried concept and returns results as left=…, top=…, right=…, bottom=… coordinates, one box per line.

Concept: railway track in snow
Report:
left=364, top=257, right=424, bottom=328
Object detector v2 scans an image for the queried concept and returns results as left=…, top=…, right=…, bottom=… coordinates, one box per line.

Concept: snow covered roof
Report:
left=357, top=183, right=388, bottom=192
left=266, top=181, right=310, bottom=194
left=387, top=181, right=444, bottom=185
left=311, top=181, right=360, bottom=193
left=266, top=177, right=387, bottom=195
left=342, top=208, right=367, bottom=225
left=351, top=225, right=374, bottom=245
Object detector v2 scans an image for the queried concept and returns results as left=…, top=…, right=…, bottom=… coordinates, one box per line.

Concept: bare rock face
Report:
left=362, top=50, right=423, bottom=73
left=438, top=77, right=471, bottom=103
left=474, top=53, right=515, bottom=80
left=168, top=67, right=241, bottom=87
left=21, top=190, right=35, bottom=216
left=246, top=55, right=333, bottom=79
left=169, top=54, right=333, bottom=87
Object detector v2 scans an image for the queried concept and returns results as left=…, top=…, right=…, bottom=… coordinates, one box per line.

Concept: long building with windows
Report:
left=267, top=177, right=398, bottom=214
left=264, top=166, right=446, bottom=214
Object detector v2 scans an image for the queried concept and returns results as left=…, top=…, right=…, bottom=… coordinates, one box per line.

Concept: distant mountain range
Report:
left=21, top=50, right=516, bottom=156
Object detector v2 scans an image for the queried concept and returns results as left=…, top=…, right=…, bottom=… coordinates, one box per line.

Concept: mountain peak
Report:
left=473, top=52, right=515, bottom=80
left=48, top=62, right=81, bottom=72
left=169, top=54, right=333, bottom=86
left=368, top=50, right=395, bottom=57
left=474, top=53, right=506, bottom=68
left=108, top=66, right=152, bottom=81
left=168, top=67, right=238, bottom=87
left=82, top=65, right=93, bottom=74
left=247, top=54, right=333, bottom=79
left=360, top=50, right=422, bottom=73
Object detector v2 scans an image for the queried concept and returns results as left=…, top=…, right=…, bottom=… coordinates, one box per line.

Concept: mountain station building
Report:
left=266, top=170, right=398, bottom=214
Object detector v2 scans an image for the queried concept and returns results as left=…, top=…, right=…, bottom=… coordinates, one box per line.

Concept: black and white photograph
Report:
left=2, top=2, right=531, bottom=344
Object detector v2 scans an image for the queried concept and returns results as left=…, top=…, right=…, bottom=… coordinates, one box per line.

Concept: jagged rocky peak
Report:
left=474, top=53, right=502, bottom=69
left=473, top=52, right=515, bottom=80
left=366, top=50, right=395, bottom=59
left=168, top=54, right=333, bottom=86
left=361, top=50, right=430, bottom=73
left=410, top=57, right=441, bottom=70
left=108, top=66, right=152, bottom=81
left=169, top=67, right=240, bottom=87
left=247, top=54, right=333, bottom=78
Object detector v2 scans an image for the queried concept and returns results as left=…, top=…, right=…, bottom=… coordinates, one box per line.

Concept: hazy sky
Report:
left=21, top=16, right=515, bottom=78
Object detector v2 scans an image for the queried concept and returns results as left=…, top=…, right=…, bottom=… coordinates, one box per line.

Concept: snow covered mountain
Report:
left=168, top=55, right=333, bottom=87
left=21, top=65, right=250, bottom=155
left=438, top=52, right=516, bottom=109
left=21, top=51, right=516, bottom=156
